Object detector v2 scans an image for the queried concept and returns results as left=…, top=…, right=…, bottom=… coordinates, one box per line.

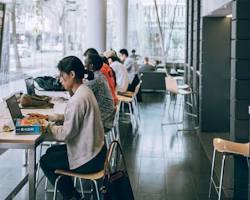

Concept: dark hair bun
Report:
left=84, top=70, right=94, bottom=81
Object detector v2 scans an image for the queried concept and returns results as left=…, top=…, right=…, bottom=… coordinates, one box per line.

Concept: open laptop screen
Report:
left=25, top=77, right=35, bottom=95
left=6, top=95, right=24, bottom=123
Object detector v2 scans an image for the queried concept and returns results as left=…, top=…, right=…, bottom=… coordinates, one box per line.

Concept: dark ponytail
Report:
left=85, top=70, right=94, bottom=80
left=57, top=56, right=94, bottom=81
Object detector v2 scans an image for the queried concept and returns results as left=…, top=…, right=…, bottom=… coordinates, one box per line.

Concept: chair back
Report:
left=165, top=76, right=178, bottom=94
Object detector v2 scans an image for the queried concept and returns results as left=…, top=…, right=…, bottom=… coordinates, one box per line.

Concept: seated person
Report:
left=37, top=56, right=106, bottom=200
left=83, top=48, right=118, bottom=105
left=119, top=48, right=137, bottom=84
left=139, top=57, right=155, bottom=72
left=154, top=60, right=162, bottom=69
left=130, top=49, right=140, bottom=61
left=84, top=53, right=116, bottom=131
left=119, top=49, right=142, bottom=101
left=104, top=50, right=129, bottom=93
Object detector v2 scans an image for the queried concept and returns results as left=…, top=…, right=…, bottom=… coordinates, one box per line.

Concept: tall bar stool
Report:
left=53, top=169, right=104, bottom=200
left=162, top=75, right=195, bottom=125
left=209, top=138, right=250, bottom=200
left=53, top=140, right=122, bottom=200
left=117, top=80, right=142, bottom=133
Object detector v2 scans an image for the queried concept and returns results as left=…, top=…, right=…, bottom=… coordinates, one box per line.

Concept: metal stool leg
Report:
left=176, top=94, right=183, bottom=121
left=172, top=94, right=177, bottom=117
left=53, top=175, right=62, bottom=200
left=74, top=177, right=77, bottom=187
left=162, top=94, right=182, bottom=125
left=218, top=155, right=226, bottom=200
left=111, top=128, right=116, bottom=141
left=209, top=148, right=216, bottom=198
left=78, top=178, right=84, bottom=198
left=36, top=143, right=44, bottom=188
left=169, top=93, right=174, bottom=111
left=104, top=134, right=109, bottom=148
left=115, top=120, right=120, bottom=141
left=132, top=100, right=139, bottom=128
left=134, top=97, right=141, bottom=122
left=45, top=176, right=49, bottom=191
left=92, top=180, right=100, bottom=200
left=128, top=102, right=135, bottom=133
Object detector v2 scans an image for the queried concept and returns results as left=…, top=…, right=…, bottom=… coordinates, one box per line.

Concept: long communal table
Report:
left=0, top=100, right=66, bottom=200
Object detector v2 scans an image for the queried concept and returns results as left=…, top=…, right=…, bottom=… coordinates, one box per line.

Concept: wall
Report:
left=200, top=17, right=231, bottom=132
left=230, top=0, right=250, bottom=198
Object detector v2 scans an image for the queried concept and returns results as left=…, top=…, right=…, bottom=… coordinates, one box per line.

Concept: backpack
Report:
left=34, top=76, right=65, bottom=91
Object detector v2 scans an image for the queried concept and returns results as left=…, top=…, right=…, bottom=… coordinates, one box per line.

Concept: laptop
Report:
left=5, top=95, right=24, bottom=123
left=5, top=95, right=47, bottom=135
left=25, top=77, right=36, bottom=95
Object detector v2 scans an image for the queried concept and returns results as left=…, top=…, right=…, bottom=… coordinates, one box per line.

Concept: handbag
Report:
left=101, top=141, right=134, bottom=200
left=34, top=76, right=65, bottom=91
left=20, top=94, right=54, bottom=108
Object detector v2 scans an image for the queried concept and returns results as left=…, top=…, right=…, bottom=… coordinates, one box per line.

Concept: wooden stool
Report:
left=53, top=169, right=104, bottom=200
left=117, top=81, right=142, bottom=133
left=209, top=138, right=250, bottom=200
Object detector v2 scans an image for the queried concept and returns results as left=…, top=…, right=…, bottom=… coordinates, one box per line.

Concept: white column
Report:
left=115, top=0, right=128, bottom=49
left=85, top=0, right=107, bottom=53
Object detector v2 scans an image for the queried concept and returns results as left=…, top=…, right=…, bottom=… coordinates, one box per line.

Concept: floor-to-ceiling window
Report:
left=0, top=0, right=186, bottom=85
left=0, top=0, right=86, bottom=85
left=107, top=0, right=186, bottom=64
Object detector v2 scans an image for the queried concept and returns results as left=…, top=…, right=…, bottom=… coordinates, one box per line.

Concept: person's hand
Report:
left=41, top=119, right=49, bottom=127
left=40, top=119, right=50, bottom=134
left=27, top=113, right=49, bottom=120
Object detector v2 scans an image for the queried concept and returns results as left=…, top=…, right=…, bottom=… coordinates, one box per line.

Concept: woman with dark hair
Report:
left=36, top=56, right=106, bottom=200
left=84, top=53, right=116, bottom=131
left=83, top=48, right=118, bottom=105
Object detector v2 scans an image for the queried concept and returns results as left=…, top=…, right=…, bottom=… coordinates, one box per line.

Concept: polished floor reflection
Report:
left=0, top=92, right=229, bottom=200
left=121, top=93, right=223, bottom=200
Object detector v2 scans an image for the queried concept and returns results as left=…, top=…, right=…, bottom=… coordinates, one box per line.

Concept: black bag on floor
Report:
left=34, top=76, right=65, bottom=91
left=101, top=141, right=134, bottom=200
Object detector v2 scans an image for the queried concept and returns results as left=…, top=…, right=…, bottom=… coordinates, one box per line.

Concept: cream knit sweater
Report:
left=47, top=84, right=104, bottom=169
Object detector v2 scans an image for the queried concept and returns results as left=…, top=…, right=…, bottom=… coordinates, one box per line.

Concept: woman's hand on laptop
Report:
left=27, top=113, right=49, bottom=120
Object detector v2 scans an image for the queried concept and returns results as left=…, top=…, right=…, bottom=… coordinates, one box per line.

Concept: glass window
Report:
left=126, top=0, right=186, bottom=64
left=0, top=0, right=86, bottom=85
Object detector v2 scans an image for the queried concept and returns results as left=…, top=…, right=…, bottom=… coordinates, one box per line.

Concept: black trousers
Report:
left=40, top=144, right=107, bottom=199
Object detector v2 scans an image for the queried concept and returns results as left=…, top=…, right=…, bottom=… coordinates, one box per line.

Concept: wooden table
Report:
left=0, top=103, right=66, bottom=200
left=0, top=131, right=43, bottom=200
